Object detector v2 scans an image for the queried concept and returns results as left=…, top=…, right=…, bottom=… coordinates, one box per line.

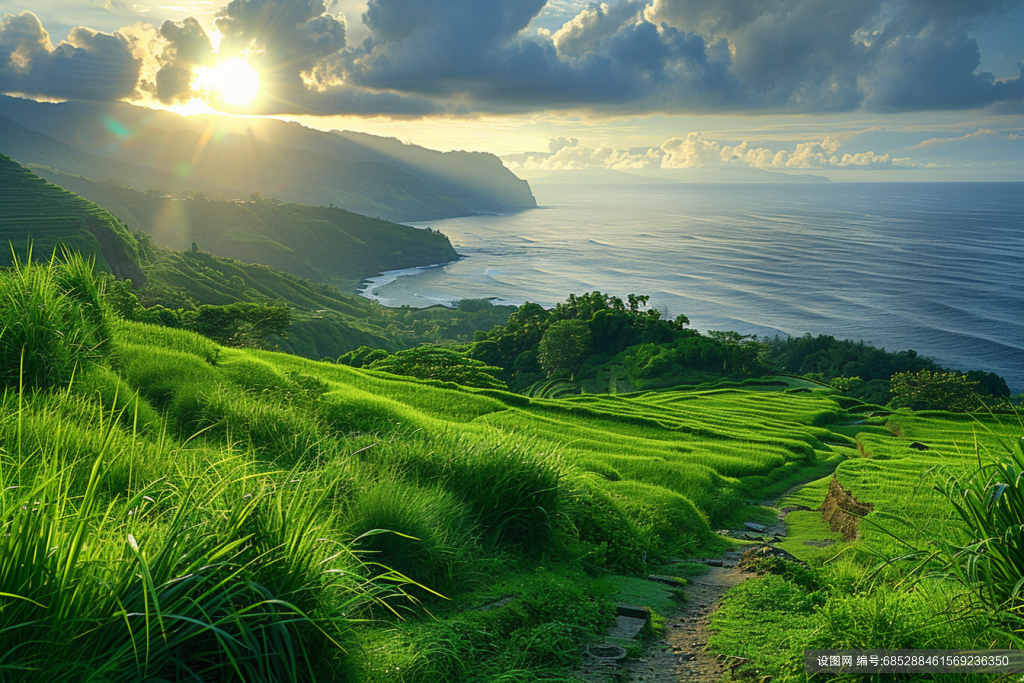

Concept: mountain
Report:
left=28, top=168, right=459, bottom=287
left=0, top=115, right=236, bottom=197
left=0, top=154, right=145, bottom=283
left=0, top=96, right=536, bottom=221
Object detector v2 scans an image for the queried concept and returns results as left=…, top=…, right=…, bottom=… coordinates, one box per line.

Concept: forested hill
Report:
left=0, top=96, right=537, bottom=221
left=0, top=154, right=144, bottom=283
left=31, top=169, right=458, bottom=286
left=0, top=155, right=506, bottom=360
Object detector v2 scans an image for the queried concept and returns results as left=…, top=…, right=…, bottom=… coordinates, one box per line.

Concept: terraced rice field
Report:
left=0, top=154, right=136, bottom=271
left=165, top=337, right=853, bottom=530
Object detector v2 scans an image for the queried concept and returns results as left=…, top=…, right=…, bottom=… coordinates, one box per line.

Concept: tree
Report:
left=180, top=302, right=291, bottom=349
left=538, top=319, right=592, bottom=376
left=101, top=276, right=142, bottom=320
left=706, top=330, right=764, bottom=374
left=337, top=345, right=390, bottom=368
left=890, top=370, right=981, bottom=412
left=368, top=346, right=506, bottom=389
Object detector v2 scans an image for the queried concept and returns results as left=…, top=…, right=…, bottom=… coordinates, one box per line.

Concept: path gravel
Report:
left=621, top=564, right=750, bottom=682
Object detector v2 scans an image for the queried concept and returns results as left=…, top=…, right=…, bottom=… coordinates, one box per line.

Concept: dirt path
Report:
left=576, top=486, right=819, bottom=682
left=621, top=564, right=750, bottom=682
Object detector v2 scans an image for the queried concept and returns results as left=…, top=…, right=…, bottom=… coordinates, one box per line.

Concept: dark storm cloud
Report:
left=861, top=12, right=1024, bottom=111
left=344, top=0, right=748, bottom=111
left=644, top=0, right=1024, bottom=113
left=154, top=17, right=213, bottom=103
left=0, top=10, right=140, bottom=100
left=329, top=0, right=1024, bottom=114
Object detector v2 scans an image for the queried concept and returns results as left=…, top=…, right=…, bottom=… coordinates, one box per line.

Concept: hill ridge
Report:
left=0, top=153, right=145, bottom=283
left=0, top=96, right=537, bottom=221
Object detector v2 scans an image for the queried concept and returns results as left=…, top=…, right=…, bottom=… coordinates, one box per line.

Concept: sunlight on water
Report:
left=361, top=183, right=1024, bottom=391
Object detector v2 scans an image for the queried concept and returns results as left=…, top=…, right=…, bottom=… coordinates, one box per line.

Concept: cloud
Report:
left=511, top=138, right=662, bottom=170
left=152, top=17, right=212, bottom=102
left=0, top=11, right=141, bottom=101
left=3, top=0, right=1023, bottom=117
left=507, top=132, right=915, bottom=172
left=645, top=0, right=1024, bottom=113
left=331, top=0, right=1024, bottom=115
left=897, top=127, right=1024, bottom=163
left=662, top=133, right=911, bottom=169
left=647, top=0, right=875, bottom=111
left=341, top=0, right=749, bottom=112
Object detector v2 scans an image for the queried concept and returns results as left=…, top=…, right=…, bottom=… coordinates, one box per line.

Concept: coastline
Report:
left=356, top=259, right=458, bottom=304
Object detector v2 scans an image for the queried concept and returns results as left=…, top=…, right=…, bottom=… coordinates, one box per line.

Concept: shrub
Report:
left=890, top=370, right=982, bottom=412
left=560, top=477, right=646, bottom=574
left=346, top=480, right=476, bottom=591
left=939, top=432, right=1024, bottom=616
left=604, top=480, right=710, bottom=560
left=0, top=252, right=110, bottom=389
left=367, top=345, right=507, bottom=390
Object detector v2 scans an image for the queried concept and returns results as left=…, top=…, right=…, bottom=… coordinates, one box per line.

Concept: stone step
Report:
left=615, top=601, right=652, bottom=621
left=647, top=574, right=687, bottom=588
left=607, top=615, right=648, bottom=640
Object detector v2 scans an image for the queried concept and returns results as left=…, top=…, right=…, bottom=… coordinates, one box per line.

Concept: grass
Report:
left=8, top=255, right=1020, bottom=681
left=0, top=250, right=109, bottom=389
left=0, top=389, right=382, bottom=681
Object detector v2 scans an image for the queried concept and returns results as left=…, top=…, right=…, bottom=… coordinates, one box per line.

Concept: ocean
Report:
left=360, top=182, right=1024, bottom=392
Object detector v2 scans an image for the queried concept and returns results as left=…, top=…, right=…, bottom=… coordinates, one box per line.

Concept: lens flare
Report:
left=195, top=58, right=260, bottom=108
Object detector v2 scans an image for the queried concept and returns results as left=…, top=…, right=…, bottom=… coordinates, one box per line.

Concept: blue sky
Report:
left=1, top=0, right=1022, bottom=179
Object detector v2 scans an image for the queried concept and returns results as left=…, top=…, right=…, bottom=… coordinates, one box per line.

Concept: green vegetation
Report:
left=890, top=368, right=985, bottom=411
left=0, top=158, right=515, bottom=362
left=0, top=154, right=144, bottom=283
left=108, top=237, right=513, bottom=359
left=766, top=333, right=1011, bottom=405
left=2, top=164, right=1018, bottom=680
left=0, top=251, right=110, bottom=389
left=2, top=255, right=874, bottom=681
left=467, top=292, right=702, bottom=392
left=32, top=172, right=459, bottom=285
left=357, top=346, right=507, bottom=390
left=400, top=295, right=1011, bottom=411
left=938, top=434, right=1024, bottom=619
left=706, top=408, right=1024, bottom=681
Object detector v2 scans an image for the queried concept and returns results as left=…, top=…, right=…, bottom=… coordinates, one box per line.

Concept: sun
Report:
left=195, top=58, right=261, bottom=108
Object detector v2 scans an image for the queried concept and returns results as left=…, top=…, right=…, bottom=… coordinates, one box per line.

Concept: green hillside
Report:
left=0, top=157, right=502, bottom=361
left=126, top=237, right=512, bottom=359
left=0, top=154, right=144, bottom=283
left=31, top=169, right=459, bottom=286
left=0, top=256, right=1019, bottom=682
left=707, top=410, right=1022, bottom=681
